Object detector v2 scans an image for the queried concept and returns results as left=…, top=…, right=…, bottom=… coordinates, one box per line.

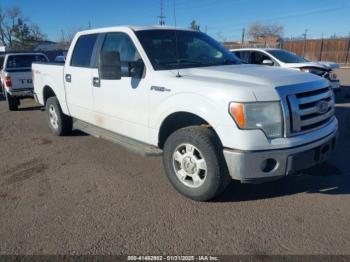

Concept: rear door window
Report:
left=232, top=51, right=241, bottom=59
left=250, top=51, right=270, bottom=65
left=236, top=51, right=250, bottom=63
left=71, top=34, right=98, bottom=67
left=6, top=55, right=48, bottom=69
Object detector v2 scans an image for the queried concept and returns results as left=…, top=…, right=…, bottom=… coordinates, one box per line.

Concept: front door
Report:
left=92, top=32, right=149, bottom=142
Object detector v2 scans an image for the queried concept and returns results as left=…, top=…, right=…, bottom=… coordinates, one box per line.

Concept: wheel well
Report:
left=43, top=86, right=56, bottom=105
left=158, top=112, right=217, bottom=149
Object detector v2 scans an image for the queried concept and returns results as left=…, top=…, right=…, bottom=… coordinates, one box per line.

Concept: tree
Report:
left=0, top=6, right=45, bottom=50
left=57, top=27, right=83, bottom=49
left=189, top=20, right=200, bottom=31
left=216, top=31, right=227, bottom=42
left=248, top=21, right=284, bottom=40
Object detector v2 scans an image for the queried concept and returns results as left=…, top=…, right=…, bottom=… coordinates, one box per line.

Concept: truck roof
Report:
left=230, top=48, right=281, bottom=52
left=0, top=52, right=46, bottom=57
left=78, top=25, right=195, bottom=35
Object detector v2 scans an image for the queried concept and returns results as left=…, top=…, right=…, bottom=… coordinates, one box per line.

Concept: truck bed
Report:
left=32, top=62, right=66, bottom=110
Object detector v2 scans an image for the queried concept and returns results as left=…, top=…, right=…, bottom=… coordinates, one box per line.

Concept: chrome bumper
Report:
left=223, top=129, right=338, bottom=183
left=330, top=79, right=340, bottom=90
left=8, top=89, right=34, bottom=97
left=33, top=92, right=39, bottom=103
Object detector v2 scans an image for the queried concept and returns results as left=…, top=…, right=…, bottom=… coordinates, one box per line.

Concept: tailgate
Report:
left=8, top=70, right=33, bottom=90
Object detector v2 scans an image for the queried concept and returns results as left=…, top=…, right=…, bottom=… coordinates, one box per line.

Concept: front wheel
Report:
left=163, top=126, right=231, bottom=201
left=46, top=97, right=72, bottom=136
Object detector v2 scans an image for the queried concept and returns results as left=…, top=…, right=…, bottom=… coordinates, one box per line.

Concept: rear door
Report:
left=64, top=33, right=99, bottom=123
left=5, top=54, right=47, bottom=91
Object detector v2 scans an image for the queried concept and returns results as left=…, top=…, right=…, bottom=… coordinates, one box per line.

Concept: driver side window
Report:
left=101, top=33, right=141, bottom=76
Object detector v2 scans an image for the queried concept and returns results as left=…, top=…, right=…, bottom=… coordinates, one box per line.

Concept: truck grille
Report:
left=287, top=86, right=335, bottom=134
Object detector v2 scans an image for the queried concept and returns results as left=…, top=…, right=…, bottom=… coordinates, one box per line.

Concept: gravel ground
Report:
left=0, top=84, right=349, bottom=255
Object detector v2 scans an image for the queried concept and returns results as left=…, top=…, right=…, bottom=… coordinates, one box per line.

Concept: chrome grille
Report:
left=287, top=86, right=335, bottom=134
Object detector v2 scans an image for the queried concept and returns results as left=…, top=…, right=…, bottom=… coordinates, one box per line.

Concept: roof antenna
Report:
left=173, top=0, right=182, bottom=78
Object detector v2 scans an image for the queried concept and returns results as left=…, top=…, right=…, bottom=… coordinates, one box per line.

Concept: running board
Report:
left=73, top=120, right=163, bottom=157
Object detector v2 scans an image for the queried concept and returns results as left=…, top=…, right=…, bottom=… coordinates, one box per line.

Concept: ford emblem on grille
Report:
left=315, top=100, right=329, bottom=114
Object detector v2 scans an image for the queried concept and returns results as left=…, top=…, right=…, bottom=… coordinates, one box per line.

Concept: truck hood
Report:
left=168, top=64, right=326, bottom=101
left=318, top=61, right=340, bottom=69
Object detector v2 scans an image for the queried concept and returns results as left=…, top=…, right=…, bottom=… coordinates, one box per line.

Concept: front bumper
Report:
left=8, top=88, right=34, bottom=97
left=223, top=129, right=338, bottom=183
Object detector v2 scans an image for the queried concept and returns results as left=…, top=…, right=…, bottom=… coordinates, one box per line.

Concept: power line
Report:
left=207, top=4, right=350, bottom=31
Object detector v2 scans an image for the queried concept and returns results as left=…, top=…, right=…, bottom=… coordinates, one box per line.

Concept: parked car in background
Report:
left=231, top=48, right=341, bottom=91
left=0, top=52, right=48, bottom=110
left=33, top=26, right=337, bottom=201
left=54, top=55, right=66, bottom=63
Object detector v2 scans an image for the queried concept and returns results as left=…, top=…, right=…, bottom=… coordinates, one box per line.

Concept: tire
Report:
left=46, top=96, right=72, bottom=136
left=4, top=89, right=19, bottom=111
left=163, top=126, right=231, bottom=201
left=0, top=86, right=5, bottom=100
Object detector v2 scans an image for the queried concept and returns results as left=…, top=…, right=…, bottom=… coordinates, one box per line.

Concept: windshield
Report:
left=135, top=29, right=241, bottom=70
left=267, top=49, right=308, bottom=63
left=6, top=54, right=48, bottom=69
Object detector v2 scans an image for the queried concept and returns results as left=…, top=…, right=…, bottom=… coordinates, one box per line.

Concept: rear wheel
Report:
left=4, top=89, right=19, bottom=111
left=163, top=126, right=231, bottom=201
left=46, top=97, right=72, bottom=136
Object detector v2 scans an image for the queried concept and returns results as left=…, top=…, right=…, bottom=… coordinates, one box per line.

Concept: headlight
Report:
left=229, top=102, right=283, bottom=139
left=329, top=71, right=338, bottom=80
left=300, top=68, right=311, bottom=73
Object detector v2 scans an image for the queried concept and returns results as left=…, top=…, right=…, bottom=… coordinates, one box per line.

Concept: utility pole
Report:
left=205, top=25, right=208, bottom=34
left=88, top=20, right=91, bottom=29
left=345, top=32, right=350, bottom=66
left=319, top=33, right=324, bottom=61
left=241, top=28, right=245, bottom=48
left=303, top=29, right=308, bottom=57
left=158, top=0, right=166, bottom=26
left=173, top=0, right=177, bottom=27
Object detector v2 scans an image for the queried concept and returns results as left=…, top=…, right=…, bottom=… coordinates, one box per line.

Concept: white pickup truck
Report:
left=0, top=52, right=48, bottom=110
left=33, top=26, right=338, bottom=201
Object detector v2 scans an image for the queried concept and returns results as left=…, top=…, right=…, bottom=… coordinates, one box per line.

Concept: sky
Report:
left=1, top=0, right=350, bottom=41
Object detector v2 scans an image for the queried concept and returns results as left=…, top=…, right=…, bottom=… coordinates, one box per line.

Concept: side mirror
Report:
left=262, top=59, right=274, bottom=66
left=99, top=51, right=122, bottom=80
left=129, top=60, right=144, bottom=79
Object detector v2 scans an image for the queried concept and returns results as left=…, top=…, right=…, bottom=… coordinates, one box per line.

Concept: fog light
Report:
left=261, top=158, right=278, bottom=173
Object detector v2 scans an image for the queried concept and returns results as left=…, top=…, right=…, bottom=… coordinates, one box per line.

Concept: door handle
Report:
left=93, top=77, right=100, bottom=87
left=65, top=74, right=72, bottom=83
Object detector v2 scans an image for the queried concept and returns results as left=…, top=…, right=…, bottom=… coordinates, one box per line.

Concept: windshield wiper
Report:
left=160, top=59, right=205, bottom=66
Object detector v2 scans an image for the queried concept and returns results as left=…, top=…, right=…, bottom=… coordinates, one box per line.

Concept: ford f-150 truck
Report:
left=32, top=26, right=338, bottom=201
left=0, top=52, right=48, bottom=110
